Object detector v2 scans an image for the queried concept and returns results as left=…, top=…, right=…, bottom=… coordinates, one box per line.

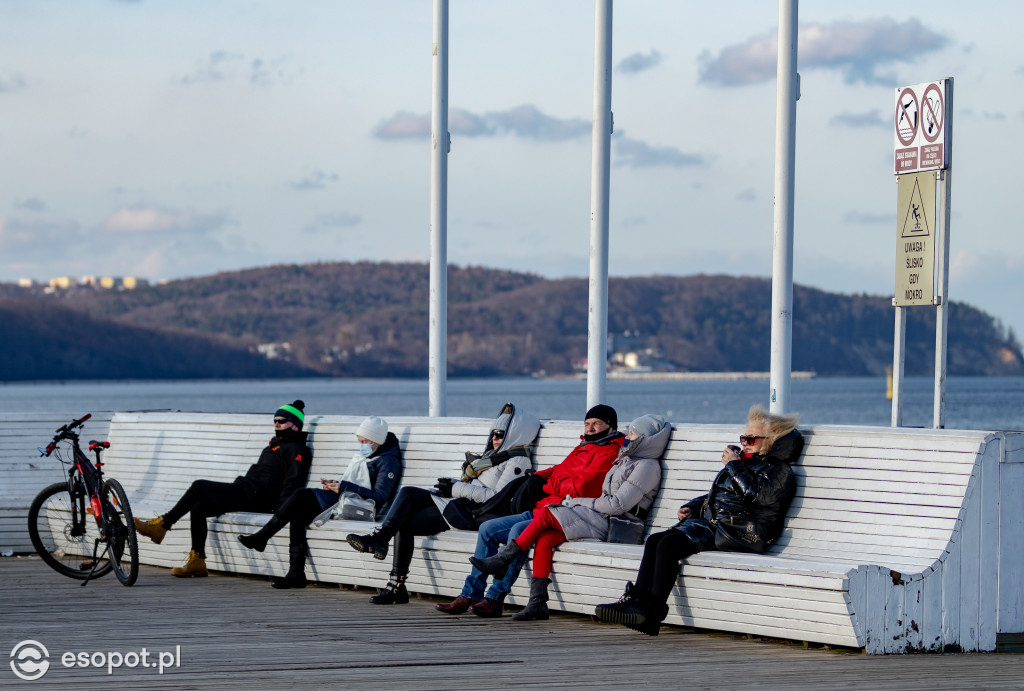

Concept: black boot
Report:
left=512, top=577, right=550, bottom=621
left=594, top=581, right=649, bottom=625
left=239, top=514, right=287, bottom=552
left=346, top=526, right=391, bottom=560
left=369, top=572, right=409, bottom=605
left=469, top=540, right=523, bottom=580
left=271, top=543, right=308, bottom=589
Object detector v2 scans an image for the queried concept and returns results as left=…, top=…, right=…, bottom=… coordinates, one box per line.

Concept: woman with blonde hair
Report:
left=595, top=404, right=803, bottom=636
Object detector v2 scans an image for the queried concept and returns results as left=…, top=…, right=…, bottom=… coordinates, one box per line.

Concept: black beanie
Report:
left=275, top=400, right=306, bottom=430
left=584, top=404, right=617, bottom=431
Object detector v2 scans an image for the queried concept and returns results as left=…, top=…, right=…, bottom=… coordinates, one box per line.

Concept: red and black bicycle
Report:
left=27, top=414, right=139, bottom=586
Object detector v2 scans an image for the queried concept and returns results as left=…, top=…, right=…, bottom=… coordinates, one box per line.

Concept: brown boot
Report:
left=171, top=550, right=208, bottom=578
left=436, top=595, right=477, bottom=614
left=133, top=516, right=167, bottom=545
left=470, top=598, right=504, bottom=618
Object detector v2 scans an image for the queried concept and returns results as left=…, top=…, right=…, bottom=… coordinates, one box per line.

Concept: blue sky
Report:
left=2, top=1, right=1022, bottom=342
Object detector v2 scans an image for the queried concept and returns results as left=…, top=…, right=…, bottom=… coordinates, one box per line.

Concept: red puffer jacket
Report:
left=534, top=432, right=625, bottom=509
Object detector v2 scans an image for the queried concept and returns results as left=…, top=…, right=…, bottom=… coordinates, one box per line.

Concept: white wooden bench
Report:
left=3, top=411, right=1021, bottom=654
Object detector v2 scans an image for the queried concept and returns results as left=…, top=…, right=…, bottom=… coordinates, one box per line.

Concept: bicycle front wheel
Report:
left=28, top=481, right=113, bottom=580
left=102, top=479, right=139, bottom=586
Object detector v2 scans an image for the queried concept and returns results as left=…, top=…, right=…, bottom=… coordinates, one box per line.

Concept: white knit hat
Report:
left=356, top=416, right=388, bottom=445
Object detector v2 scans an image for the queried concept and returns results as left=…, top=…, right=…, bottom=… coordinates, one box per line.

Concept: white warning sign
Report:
left=894, top=79, right=948, bottom=175
left=895, top=172, right=936, bottom=306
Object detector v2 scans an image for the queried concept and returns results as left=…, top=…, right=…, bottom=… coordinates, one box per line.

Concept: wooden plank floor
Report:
left=3, top=556, right=1023, bottom=690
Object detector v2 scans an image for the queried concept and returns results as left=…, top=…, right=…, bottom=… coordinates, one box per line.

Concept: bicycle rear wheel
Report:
left=102, top=479, right=139, bottom=586
left=28, top=481, right=113, bottom=580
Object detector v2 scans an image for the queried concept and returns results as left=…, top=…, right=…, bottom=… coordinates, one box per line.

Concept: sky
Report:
left=1, top=1, right=1022, bottom=342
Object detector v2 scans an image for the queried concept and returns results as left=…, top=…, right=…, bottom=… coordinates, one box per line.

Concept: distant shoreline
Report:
left=552, top=371, right=818, bottom=381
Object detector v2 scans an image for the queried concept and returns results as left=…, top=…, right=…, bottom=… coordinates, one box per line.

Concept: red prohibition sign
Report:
left=921, top=82, right=944, bottom=143
left=896, top=87, right=919, bottom=146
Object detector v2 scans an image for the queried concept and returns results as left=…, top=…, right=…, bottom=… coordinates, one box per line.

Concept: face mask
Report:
left=622, top=438, right=632, bottom=448
left=359, top=442, right=375, bottom=457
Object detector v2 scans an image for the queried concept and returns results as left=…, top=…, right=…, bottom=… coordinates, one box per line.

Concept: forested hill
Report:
left=5, top=262, right=1022, bottom=380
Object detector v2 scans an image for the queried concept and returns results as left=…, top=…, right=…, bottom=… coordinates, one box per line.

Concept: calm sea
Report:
left=0, top=376, right=1021, bottom=431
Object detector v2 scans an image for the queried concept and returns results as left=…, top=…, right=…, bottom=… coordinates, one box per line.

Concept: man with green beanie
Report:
left=134, top=400, right=313, bottom=578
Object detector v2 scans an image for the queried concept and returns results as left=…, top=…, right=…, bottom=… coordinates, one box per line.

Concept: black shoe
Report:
left=469, top=541, right=523, bottom=580
left=594, top=581, right=649, bottom=627
left=270, top=573, right=308, bottom=589
left=370, top=579, right=409, bottom=605
left=346, top=531, right=389, bottom=560
left=238, top=533, right=268, bottom=552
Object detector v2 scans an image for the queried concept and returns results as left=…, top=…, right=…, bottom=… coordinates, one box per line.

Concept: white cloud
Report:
left=179, top=51, right=297, bottom=87
left=99, top=205, right=227, bottom=234
left=614, top=136, right=703, bottom=169
left=830, top=110, right=888, bottom=128
left=616, top=50, right=664, bottom=75
left=289, top=171, right=339, bottom=191
left=699, top=18, right=950, bottom=87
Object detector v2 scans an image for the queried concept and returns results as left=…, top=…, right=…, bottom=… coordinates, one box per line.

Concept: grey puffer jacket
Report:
left=432, top=403, right=540, bottom=520
left=547, top=422, right=670, bottom=541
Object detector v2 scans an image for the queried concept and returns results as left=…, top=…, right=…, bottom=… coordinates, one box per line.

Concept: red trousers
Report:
left=514, top=506, right=567, bottom=578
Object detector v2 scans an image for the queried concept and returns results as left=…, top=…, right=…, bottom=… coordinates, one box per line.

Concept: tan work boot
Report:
left=133, top=516, right=167, bottom=545
left=171, top=550, right=208, bottom=578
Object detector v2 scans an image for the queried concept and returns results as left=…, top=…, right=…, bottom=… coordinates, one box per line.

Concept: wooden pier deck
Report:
left=3, top=556, right=1023, bottom=690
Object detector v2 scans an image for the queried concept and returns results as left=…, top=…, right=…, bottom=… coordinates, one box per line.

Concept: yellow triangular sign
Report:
left=901, top=177, right=931, bottom=238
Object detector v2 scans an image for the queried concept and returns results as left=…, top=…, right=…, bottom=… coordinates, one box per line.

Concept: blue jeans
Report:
left=460, top=510, right=533, bottom=602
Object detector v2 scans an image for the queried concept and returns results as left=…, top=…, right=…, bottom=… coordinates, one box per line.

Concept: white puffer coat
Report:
left=431, top=403, right=540, bottom=521
left=547, top=422, right=669, bottom=541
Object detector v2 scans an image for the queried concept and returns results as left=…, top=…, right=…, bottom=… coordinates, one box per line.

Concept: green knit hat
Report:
left=275, top=400, right=306, bottom=430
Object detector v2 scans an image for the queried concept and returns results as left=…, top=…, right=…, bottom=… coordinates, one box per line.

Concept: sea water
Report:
left=0, top=376, right=1021, bottom=431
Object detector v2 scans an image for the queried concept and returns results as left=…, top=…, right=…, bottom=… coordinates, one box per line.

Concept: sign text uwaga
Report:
left=895, top=172, right=936, bottom=306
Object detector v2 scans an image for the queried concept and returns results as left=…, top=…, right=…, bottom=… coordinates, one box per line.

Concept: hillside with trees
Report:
left=4, top=262, right=1020, bottom=380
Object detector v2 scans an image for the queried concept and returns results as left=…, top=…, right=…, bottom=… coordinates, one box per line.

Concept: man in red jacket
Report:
left=435, top=404, right=624, bottom=618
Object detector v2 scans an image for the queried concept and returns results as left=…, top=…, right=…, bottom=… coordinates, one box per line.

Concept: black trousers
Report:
left=634, top=528, right=699, bottom=606
left=163, top=479, right=271, bottom=557
left=378, top=486, right=450, bottom=576
left=272, top=488, right=327, bottom=551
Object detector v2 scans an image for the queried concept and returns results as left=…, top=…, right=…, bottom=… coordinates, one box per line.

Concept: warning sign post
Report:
left=891, top=78, right=953, bottom=431
left=895, top=172, right=936, bottom=306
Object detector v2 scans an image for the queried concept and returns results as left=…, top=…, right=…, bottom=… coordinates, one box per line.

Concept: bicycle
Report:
left=27, top=414, right=139, bottom=586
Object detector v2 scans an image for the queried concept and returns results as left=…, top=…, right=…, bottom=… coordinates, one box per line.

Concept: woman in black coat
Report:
left=595, top=404, right=803, bottom=636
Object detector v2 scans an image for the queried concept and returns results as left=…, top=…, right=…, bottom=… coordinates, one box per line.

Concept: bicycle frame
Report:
left=44, top=425, right=114, bottom=584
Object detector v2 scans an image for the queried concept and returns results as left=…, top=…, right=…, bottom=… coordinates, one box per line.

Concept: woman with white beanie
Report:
left=238, top=415, right=403, bottom=589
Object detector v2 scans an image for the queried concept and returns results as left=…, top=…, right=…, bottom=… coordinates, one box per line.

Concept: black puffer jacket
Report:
left=683, top=429, right=804, bottom=552
left=338, top=431, right=403, bottom=518
left=240, top=430, right=313, bottom=509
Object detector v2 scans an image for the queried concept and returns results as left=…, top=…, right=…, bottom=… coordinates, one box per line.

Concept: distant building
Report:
left=257, top=342, right=292, bottom=360
left=48, top=276, right=77, bottom=290
left=17, top=278, right=36, bottom=288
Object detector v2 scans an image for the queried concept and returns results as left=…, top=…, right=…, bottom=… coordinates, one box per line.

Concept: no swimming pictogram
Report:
left=896, top=88, right=919, bottom=147
left=901, top=176, right=931, bottom=238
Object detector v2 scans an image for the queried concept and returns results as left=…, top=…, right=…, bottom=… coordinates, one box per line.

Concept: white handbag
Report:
left=310, top=453, right=376, bottom=527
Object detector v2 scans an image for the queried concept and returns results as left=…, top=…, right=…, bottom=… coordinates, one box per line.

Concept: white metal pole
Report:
left=933, top=79, right=953, bottom=429
left=892, top=304, right=906, bottom=427
left=428, top=0, right=449, bottom=417
left=586, top=0, right=613, bottom=410
left=769, top=0, right=799, bottom=414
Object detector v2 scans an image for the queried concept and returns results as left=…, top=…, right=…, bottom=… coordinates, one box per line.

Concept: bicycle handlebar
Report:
left=55, top=413, right=91, bottom=435
left=41, top=414, right=93, bottom=455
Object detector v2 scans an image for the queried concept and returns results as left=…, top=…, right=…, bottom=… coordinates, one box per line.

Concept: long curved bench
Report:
left=3, top=411, right=1021, bottom=654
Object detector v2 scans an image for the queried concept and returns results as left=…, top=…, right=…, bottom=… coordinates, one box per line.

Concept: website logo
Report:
left=10, top=640, right=50, bottom=681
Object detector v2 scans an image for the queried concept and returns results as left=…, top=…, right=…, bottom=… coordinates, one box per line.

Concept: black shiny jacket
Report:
left=240, top=430, right=313, bottom=509
left=684, top=429, right=804, bottom=550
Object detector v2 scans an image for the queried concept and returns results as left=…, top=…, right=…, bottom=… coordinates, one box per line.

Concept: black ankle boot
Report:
left=369, top=572, right=409, bottom=605
left=239, top=514, right=287, bottom=552
left=512, top=577, right=550, bottom=621
left=594, top=581, right=650, bottom=625
left=469, top=540, right=523, bottom=580
left=345, top=526, right=390, bottom=560
left=271, top=543, right=308, bottom=589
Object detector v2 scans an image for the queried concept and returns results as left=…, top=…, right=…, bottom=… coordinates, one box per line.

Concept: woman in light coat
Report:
left=472, top=415, right=670, bottom=621
left=346, top=403, right=540, bottom=605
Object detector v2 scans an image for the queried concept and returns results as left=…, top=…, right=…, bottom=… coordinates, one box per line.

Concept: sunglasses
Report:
left=491, top=430, right=505, bottom=439
left=274, top=418, right=289, bottom=424
left=739, top=435, right=766, bottom=446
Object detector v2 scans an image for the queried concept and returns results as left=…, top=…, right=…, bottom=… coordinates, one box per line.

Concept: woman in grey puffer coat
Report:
left=493, top=415, right=670, bottom=622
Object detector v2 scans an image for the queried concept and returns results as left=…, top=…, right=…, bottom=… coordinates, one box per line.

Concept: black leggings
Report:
left=635, top=528, right=700, bottom=606
left=377, top=486, right=450, bottom=576
left=272, top=488, right=328, bottom=550
left=163, top=479, right=271, bottom=557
